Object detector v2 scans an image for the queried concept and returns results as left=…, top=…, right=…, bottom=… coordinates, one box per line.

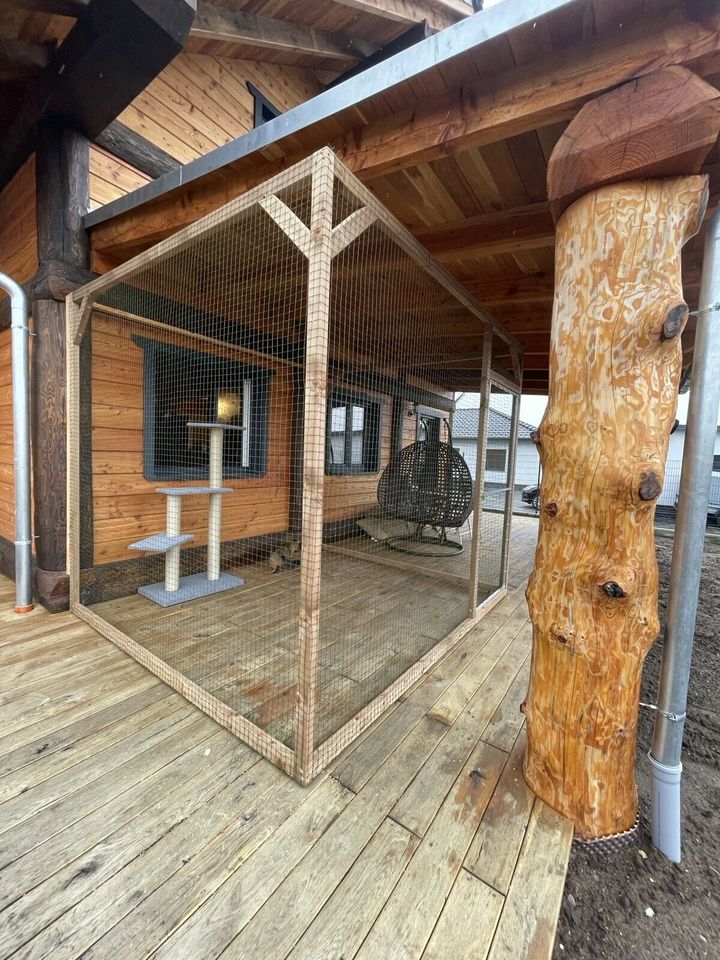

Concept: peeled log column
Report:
left=524, top=175, right=708, bottom=839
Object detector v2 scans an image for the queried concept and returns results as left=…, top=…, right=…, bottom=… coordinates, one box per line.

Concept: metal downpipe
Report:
left=0, top=273, right=33, bottom=613
left=649, top=208, right=720, bottom=862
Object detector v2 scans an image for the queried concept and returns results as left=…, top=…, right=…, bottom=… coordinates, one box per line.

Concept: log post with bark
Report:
left=523, top=68, right=720, bottom=839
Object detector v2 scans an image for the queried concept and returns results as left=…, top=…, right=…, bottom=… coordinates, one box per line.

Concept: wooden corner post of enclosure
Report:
left=524, top=68, right=720, bottom=839
left=66, top=292, right=93, bottom=607
left=466, top=330, right=492, bottom=618
left=261, top=148, right=382, bottom=783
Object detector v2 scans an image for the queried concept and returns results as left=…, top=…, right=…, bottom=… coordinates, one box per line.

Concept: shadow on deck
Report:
left=0, top=515, right=572, bottom=960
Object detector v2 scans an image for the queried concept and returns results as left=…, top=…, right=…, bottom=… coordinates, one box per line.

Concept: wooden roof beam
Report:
left=463, top=272, right=555, bottom=305
left=330, top=0, right=469, bottom=33
left=190, top=3, right=378, bottom=65
left=7, top=0, right=88, bottom=15
left=415, top=202, right=555, bottom=262
left=87, top=2, right=720, bottom=257
left=94, top=120, right=180, bottom=180
left=340, top=4, right=720, bottom=179
left=0, top=0, right=196, bottom=191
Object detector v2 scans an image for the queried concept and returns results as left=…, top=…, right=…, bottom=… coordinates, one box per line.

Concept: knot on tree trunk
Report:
left=601, top=580, right=626, bottom=599
left=661, top=302, right=689, bottom=340
left=638, top=470, right=662, bottom=502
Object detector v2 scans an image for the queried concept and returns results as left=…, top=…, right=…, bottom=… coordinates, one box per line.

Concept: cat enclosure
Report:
left=67, top=149, right=522, bottom=783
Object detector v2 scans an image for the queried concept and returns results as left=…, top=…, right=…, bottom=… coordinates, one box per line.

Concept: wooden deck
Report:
left=0, top=515, right=573, bottom=960
left=84, top=514, right=539, bottom=754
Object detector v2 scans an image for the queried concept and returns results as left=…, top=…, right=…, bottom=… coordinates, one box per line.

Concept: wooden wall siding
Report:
left=87, top=313, right=437, bottom=560
left=89, top=146, right=152, bottom=210
left=90, top=313, right=293, bottom=565
left=0, top=155, right=37, bottom=290
left=116, top=54, right=325, bottom=168
left=0, top=329, right=13, bottom=542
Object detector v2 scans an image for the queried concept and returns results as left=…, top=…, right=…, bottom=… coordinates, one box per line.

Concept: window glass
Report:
left=330, top=403, right=347, bottom=465
left=326, top=391, right=381, bottom=474
left=136, top=336, right=268, bottom=480
left=351, top=406, right=365, bottom=464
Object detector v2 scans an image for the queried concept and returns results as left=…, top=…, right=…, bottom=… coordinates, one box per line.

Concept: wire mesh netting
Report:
left=69, top=150, right=521, bottom=782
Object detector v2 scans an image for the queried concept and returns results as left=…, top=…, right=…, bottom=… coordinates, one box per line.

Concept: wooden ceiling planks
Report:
left=73, top=0, right=720, bottom=393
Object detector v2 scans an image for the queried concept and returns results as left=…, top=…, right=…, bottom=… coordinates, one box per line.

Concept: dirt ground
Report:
left=553, top=539, right=720, bottom=960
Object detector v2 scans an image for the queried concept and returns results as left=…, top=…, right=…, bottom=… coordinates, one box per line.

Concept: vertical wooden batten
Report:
left=524, top=67, right=720, bottom=839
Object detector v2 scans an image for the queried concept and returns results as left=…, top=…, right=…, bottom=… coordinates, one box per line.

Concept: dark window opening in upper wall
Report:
left=248, top=82, right=282, bottom=128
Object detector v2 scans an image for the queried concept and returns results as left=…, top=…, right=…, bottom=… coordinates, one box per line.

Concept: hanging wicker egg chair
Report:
left=377, top=439, right=474, bottom=555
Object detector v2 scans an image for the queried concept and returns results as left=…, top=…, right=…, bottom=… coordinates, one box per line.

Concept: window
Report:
left=326, top=390, right=382, bottom=474
left=485, top=447, right=507, bottom=472
left=248, top=82, right=281, bottom=128
left=135, top=336, right=270, bottom=481
left=417, top=412, right=441, bottom=443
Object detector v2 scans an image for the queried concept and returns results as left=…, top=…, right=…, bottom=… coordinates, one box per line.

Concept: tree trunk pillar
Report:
left=31, top=120, right=92, bottom=611
left=524, top=175, right=708, bottom=839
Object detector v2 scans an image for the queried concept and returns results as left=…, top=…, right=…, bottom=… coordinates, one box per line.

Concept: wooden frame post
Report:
left=499, top=387, right=521, bottom=588
left=66, top=295, right=81, bottom=607
left=466, top=330, right=492, bottom=617
left=295, top=150, right=335, bottom=783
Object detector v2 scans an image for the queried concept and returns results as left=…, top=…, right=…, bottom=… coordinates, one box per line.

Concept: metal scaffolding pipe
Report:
left=649, top=207, right=720, bottom=861
left=0, top=273, right=33, bottom=613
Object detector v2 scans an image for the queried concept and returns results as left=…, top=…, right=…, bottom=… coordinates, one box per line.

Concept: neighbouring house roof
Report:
left=452, top=407, right=536, bottom=441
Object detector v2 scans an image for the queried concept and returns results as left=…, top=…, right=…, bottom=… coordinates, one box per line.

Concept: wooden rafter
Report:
left=88, top=5, right=720, bottom=257
left=340, top=6, right=720, bottom=179
left=415, top=203, right=555, bottom=262
left=0, top=0, right=196, bottom=191
left=94, top=120, right=179, bottom=180
left=331, top=0, right=469, bottom=32
left=6, top=0, right=88, bottom=14
left=190, top=2, right=377, bottom=64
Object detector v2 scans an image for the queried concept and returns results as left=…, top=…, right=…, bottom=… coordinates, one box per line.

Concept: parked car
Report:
left=521, top=483, right=540, bottom=511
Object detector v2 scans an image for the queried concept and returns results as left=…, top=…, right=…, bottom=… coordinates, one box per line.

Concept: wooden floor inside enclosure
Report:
left=0, top=516, right=573, bottom=960
left=85, top=512, right=527, bottom=756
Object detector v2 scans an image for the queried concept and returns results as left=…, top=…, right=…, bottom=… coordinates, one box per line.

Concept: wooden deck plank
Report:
left=486, top=800, right=574, bottom=960
left=286, top=819, right=419, bottom=960
left=354, top=740, right=507, bottom=960
left=0, top=714, right=215, bottom=877
left=0, top=690, right=183, bottom=803
left=0, top=731, right=250, bottom=941
left=0, top=735, right=262, bottom=959
left=216, top=717, right=450, bottom=960
left=421, top=869, right=503, bottom=960
left=0, top=707, right=197, bottom=833
left=464, top=730, right=536, bottom=897
left=0, top=519, right=572, bottom=960
left=391, top=633, right=530, bottom=839
left=0, top=684, right=175, bottom=781
left=20, top=771, right=345, bottom=960
left=152, top=778, right=357, bottom=960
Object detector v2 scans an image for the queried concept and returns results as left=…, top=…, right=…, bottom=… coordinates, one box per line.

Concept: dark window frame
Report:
left=134, top=335, right=271, bottom=482
left=247, top=81, right=281, bottom=128
left=325, top=388, right=383, bottom=476
left=416, top=406, right=443, bottom=443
